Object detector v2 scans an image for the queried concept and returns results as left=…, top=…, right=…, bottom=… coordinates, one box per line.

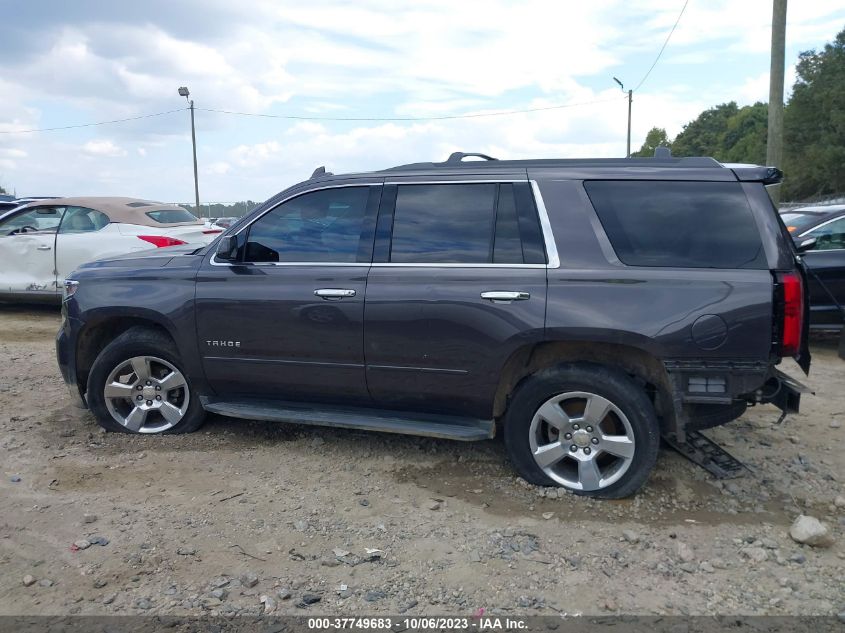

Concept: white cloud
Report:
left=82, top=140, right=127, bottom=157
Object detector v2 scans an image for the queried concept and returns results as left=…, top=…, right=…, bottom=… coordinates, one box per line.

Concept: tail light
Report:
left=137, top=235, right=187, bottom=248
left=778, top=271, right=804, bottom=357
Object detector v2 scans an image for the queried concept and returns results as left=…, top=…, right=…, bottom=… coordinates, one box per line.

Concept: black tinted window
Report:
left=390, top=184, right=496, bottom=263
left=493, top=184, right=523, bottom=263
left=146, top=208, right=199, bottom=223
left=585, top=181, right=766, bottom=269
left=245, top=187, right=370, bottom=263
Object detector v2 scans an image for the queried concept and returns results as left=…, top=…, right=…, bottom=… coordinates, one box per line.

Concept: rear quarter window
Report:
left=145, top=208, right=200, bottom=223
left=584, top=180, right=766, bottom=269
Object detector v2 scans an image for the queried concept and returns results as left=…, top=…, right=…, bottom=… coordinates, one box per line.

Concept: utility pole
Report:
left=767, top=0, right=787, bottom=203
left=178, top=86, right=201, bottom=216
left=613, top=77, right=633, bottom=157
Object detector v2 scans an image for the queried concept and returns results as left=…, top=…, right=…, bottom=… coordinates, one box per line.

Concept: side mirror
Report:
left=796, top=237, right=817, bottom=253
left=216, top=235, right=239, bottom=261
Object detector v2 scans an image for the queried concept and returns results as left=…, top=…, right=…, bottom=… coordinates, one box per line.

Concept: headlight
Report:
left=63, top=279, right=79, bottom=301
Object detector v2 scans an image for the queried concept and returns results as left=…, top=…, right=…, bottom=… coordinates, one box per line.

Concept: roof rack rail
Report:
left=310, top=166, right=333, bottom=179
left=446, top=152, right=499, bottom=163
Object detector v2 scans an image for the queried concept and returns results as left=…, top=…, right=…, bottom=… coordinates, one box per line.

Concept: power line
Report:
left=0, top=107, right=188, bottom=134
left=197, top=97, right=626, bottom=122
left=633, top=0, right=690, bottom=92
left=0, top=95, right=626, bottom=135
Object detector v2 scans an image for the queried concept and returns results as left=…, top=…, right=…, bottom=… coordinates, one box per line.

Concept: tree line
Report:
left=634, top=25, right=845, bottom=201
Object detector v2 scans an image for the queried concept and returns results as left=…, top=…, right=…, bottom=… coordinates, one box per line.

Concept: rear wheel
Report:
left=87, top=327, right=206, bottom=434
left=503, top=363, right=660, bottom=498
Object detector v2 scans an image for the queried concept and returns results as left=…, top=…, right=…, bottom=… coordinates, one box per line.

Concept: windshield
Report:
left=780, top=212, right=822, bottom=234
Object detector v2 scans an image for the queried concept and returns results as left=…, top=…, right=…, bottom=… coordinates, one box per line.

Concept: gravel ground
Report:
left=0, top=305, right=843, bottom=617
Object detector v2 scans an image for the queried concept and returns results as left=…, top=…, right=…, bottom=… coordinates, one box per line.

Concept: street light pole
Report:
left=613, top=77, right=633, bottom=158
left=178, top=86, right=201, bottom=216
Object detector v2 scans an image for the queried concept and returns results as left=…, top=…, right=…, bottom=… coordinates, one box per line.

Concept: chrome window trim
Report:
left=530, top=180, right=560, bottom=269
left=210, top=178, right=560, bottom=269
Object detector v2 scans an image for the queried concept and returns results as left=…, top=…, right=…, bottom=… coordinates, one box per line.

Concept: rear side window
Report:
left=388, top=183, right=546, bottom=264
left=146, top=208, right=199, bottom=223
left=584, top=181, right=766, bottom=269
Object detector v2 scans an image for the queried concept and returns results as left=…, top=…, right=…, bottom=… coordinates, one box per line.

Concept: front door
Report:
left=799, top=216, right=845, bottom=327
left=195, top=183, right=381, bottom=403
left=364, top=179, right=549, bottom=419
left=0, top=205, right=65, bottom=298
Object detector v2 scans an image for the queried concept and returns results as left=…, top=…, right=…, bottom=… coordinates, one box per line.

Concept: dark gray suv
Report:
left=57, top=152, right=811, bottom=498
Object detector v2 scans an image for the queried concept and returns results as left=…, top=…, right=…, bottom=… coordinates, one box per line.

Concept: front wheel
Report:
left=503, top=363, right=660, bottom=499
left=86, top=327, right=206, bottom=434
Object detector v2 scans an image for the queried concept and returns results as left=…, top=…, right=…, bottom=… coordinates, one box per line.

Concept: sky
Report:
left=0, top=0, right=843, bottom=205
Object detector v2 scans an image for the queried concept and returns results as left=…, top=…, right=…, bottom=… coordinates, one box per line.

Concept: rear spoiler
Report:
left=729, top=165, right=784, bottom=185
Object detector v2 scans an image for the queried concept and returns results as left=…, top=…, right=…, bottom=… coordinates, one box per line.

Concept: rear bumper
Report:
left=56, top=315, right=87, bottom=409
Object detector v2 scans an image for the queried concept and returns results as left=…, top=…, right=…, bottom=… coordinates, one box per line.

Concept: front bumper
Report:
left=56, top=315, right=87, bottom=409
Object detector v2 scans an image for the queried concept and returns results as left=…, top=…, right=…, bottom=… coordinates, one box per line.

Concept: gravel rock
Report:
left=240, top=572, right=259, bottom=588
left=73, top=539, right=91, bottom=550
left=789, top=515, right=835, bottom=547
left=176, top=547, right=197, bottom=556
left=675, top=541, right=695, bottom=563
left=10, top=475, right=21, bottom=483
left=830, top=420, right=842, bottom=429
left=834, top=496, right=845, bottom=508
left=83, top=514, right=97, bottom=524
left=622, top=529, right=640, bottom=543
left=299, top=593, right=322, bottom=606
left=427, top=499, right=441, bottom=511
left=277, top=588, right=292, bottom=600
left=93, top=579, right=108, bottom=589
left=134, top=598, right=152, bottom=610
left=209, top=588, right=227, bottom=600
left=742, top=547, right=769, bottom=563
left=364, top=590, right=387, bottom=602
left=102, top=593, right=117, bottom=605
left=38, top=579, right=54, bottom=587
left=22, top=575, right=36, bottom=587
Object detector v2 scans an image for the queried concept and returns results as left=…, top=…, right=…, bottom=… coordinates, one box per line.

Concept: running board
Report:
left=201, top=397, right=495, bottom=441
left=663, top=429, right=749, bottom=479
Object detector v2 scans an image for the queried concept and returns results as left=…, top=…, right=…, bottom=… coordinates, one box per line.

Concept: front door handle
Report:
left=37, top=245, right=52, bottom=251
left=481, top=291, right=530, bottom=302
left=314, top=288, right=356, bottom=299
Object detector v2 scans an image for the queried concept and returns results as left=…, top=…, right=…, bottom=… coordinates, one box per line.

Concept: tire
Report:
left=86, top=326, right=206, bottom=434
left=503, top=362, right=660, bottom=499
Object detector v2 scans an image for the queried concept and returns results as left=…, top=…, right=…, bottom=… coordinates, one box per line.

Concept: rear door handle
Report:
left=314, top=288, right=356, bottom=299
left=37, top=245, right=52, bottom=251
left=481, top=291, right=530, bottom=302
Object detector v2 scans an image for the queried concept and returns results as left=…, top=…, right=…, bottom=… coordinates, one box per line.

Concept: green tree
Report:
left=669, top=101, right=768, bottom=165
left=632, top=127, right=672, bottom=157
left=782, top=26, right=845, bottom=200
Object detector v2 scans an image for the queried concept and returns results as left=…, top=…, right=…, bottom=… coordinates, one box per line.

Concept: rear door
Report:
left=796, top=215, right=845, bottom=327
left=363, top=176, right=549, bottom=419
left=195, top=182, right=381, bottom=403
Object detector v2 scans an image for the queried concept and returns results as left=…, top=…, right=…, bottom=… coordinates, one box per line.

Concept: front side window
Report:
left=0, top=207, right=65, bottom=235
left=802, top=216, right=845, bottom=251
left=584, top=181, right=766, bottom=269
left=244, top=187, right=371, bottom=263
left=59, top=206, right=110, bottom=234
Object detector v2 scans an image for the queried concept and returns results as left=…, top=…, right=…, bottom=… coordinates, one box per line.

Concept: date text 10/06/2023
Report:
left=306, top=617, right=529, bottom=630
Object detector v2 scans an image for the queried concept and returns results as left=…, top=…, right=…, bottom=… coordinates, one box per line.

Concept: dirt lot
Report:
left=0, top=305, right=843, bottom=617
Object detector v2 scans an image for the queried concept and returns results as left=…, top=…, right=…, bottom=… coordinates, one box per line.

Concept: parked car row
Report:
left=0, top=197, right=221, bottom=302
left=780, top=204, right=845, bottom=331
